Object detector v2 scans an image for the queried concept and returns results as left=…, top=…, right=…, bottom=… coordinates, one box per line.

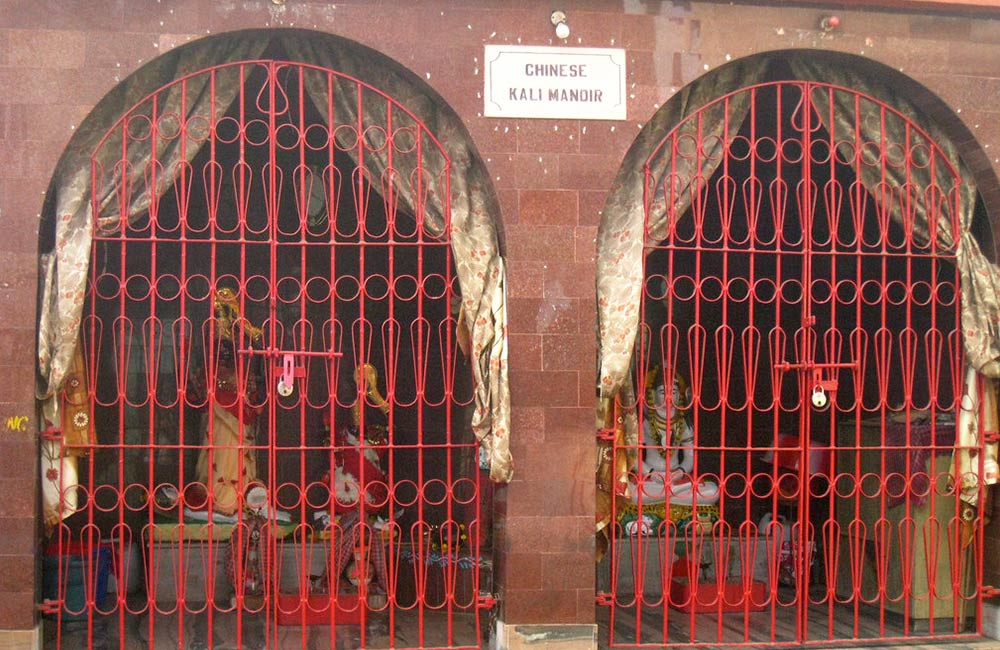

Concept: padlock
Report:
left=810, top=385, right=827, bottom=409
left=277, top=354, right=296, bottom=397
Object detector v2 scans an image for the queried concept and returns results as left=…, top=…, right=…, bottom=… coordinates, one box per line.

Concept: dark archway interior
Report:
left=73, top=44, right=479, bottom=543
left=641, top=65, right=964, bottom=525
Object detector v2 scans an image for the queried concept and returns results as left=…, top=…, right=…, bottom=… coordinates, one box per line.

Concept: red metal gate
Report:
left=602, top=80, right=984, bottom=646
left=45, top=60, right=488, bottom=649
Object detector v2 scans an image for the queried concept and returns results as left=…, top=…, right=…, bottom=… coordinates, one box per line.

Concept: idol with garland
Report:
left=624, top=366, right=719, bottom=535
left=318, top=363, right=393, bottom=594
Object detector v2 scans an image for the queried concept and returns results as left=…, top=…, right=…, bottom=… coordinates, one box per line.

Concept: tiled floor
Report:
left=597, top=588, right=979, bottom=649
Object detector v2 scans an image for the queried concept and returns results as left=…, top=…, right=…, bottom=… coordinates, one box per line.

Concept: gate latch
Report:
left=276, top=353, right=305, bottom=397
left=37, top=599, right=61, bottom=615
left=775, top=361, right=857, bottom=411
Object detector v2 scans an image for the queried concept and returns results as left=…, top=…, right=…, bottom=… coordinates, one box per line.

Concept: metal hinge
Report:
left=595, top=591, right=614, bottom=607
left=37, top=599, right=61, bottom=615
left=983, top=586, right=1000, bottom=599
left=597, top=428, right=616, bottom=442
left=477, top=592, right=497, bottom=609
left=40, top=425, right=63, bottom=442
left=984, top=430, right=1000, bottom=444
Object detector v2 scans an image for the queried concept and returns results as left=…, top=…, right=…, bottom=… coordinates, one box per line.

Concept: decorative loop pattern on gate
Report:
left=600, top=77, right=981, bottom=648
left=44, top=58, right=489, bottom=650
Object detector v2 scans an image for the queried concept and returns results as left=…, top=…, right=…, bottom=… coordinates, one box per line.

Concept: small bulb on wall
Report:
left=820, top=15, right=840, bottom=32
left=551, top=10, right=570, bottom=39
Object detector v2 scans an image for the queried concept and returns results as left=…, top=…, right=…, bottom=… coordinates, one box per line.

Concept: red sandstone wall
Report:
left=1, top=0, right=999, bottom=633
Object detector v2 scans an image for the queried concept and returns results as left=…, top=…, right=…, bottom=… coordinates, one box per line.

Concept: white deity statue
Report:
left=630, top=368, right=719, bottom=506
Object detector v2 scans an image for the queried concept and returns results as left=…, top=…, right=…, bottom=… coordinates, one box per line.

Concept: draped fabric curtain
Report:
left=36, top=31, right=511, bottom=485
left=788, top=53, right=1000, bottom=506
left=37, top=36, right=269, bottom=425
left=280, top=35, right=511, bottom=481
left=595, top=58, right=769, bottom=538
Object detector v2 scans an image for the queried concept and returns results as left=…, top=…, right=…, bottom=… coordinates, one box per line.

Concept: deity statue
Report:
left=190, top=287, right=269, bottom=521
left=318, top=363, right=392, bottom=595
left=630, top=367, right=719, bottom=507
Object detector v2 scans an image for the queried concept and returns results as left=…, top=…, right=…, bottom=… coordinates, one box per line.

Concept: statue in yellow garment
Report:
left=627, top=367, right=719, bottom=532
left=193, top=288, right=264, bottom=518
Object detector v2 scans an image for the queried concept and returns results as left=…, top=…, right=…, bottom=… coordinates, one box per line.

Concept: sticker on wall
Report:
left=484, top=45, right=627, bottom=120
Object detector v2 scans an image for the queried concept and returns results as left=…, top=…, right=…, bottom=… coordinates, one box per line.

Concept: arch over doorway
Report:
left=37, top=29, right=510, bottom=482
left=35, top=29, right=508, bottom=649
left=596, top=50, right=1000, bottom=647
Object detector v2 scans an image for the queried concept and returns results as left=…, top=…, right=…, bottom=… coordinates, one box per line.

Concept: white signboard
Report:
left=484, top=45, right=627, bottom=120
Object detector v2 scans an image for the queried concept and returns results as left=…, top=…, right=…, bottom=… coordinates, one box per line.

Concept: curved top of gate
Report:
left=87, top=57, right=454, bottom=240
left=639, top=78, right=963, bottom=254
left=92, top=59, right=452, bottom=161
left=595, top=50, right=991, bottom=399
left=37, top=29, right=513, bottom=482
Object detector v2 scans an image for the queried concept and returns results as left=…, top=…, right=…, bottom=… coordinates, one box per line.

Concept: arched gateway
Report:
left=36, top=30, right=509, bottom=650
left=596, top=51, right=1000, bottom=647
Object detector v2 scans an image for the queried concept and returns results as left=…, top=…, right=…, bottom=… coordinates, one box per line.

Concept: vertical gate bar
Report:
left=849, top=88, right=864, bottom=641
left=296, top=64, right=313, bottom=648
left=798, top=80, right=814, bottom=644
left=295, top=66, right=308, bottom=628
left=148, top=89, right=180, bottom=649
left=976, top=376, right=988, bottom=636
left=386, top=98, right=398, bottom=647
left=266, top=59, right=280, bottom=645
left=662, top=128, right=676, bottom=646
left=820, top=82, right=835, bottom=642
left=176, top=75, right=190, bottom=650
left=354, top=78, right=369, bottom=641
left=415, top=95, right=428, bottom=649
left=717, top=93, right=732, bottom=643
left=742, top=84, right=759, bottom=643
left=324, top=69, right=338, bottom=649
left=902, top=118, right=916, bottom=636
left=205, top=66, right=222, bottom=649
left=686, top=102, right=704, bottom=646
left=231, top=61, right=247, bottom=650
left=769, top=81, right=783, bottom=644
left=928, top=138, right=942, bottom=634
left=877, top=101, right=890, bottom=639
left=441, top=111, right=457, bottom=644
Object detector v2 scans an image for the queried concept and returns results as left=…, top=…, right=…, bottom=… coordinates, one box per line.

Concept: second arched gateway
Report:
left=596, top=50, right=999, bottom=647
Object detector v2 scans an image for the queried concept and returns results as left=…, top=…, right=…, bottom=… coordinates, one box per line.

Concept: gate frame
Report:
left=37, top=29, right=507, bottom=650
left=595, top=49, right=999, bottom=649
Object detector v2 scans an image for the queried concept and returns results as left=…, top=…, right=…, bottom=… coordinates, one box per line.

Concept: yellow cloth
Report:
left=196, top=405, right=257, bottom=516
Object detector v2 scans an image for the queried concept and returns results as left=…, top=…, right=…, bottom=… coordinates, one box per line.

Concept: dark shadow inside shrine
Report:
left=46, top=48, right=490, bottom=632
left=603, top=67, right=984, bottom=647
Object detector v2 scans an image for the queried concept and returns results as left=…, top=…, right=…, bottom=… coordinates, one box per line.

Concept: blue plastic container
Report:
left=42, top=544, right=111, bottom=621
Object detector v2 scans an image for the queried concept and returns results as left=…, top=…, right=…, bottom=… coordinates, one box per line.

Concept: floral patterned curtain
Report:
left=595, top=57, right=769, bottom=541
left=36, top=30, right=511, bottom=486
left=788, top=53, right=1000, bottom=506
left=280, top=34, right=512, bottom=482
left=37, top=36, right=270, bottom=426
